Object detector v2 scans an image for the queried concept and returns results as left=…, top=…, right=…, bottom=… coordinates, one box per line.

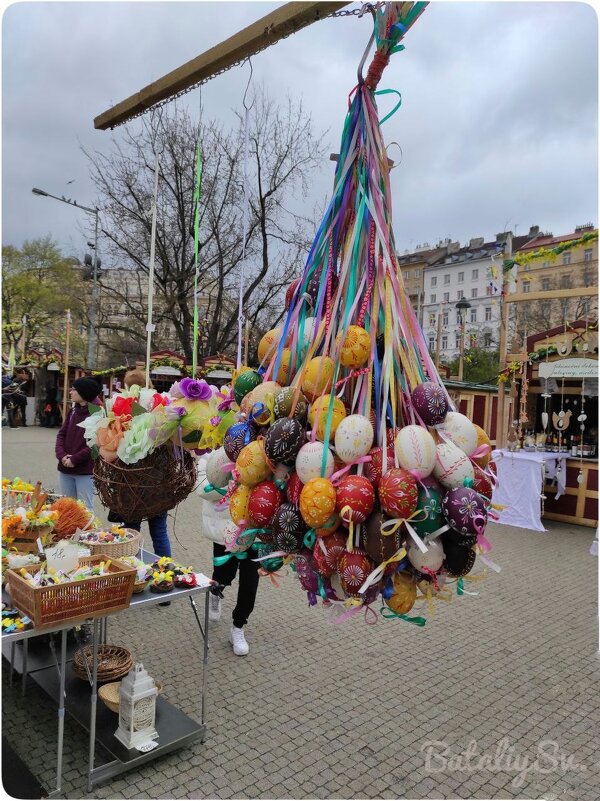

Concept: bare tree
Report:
left=84, top=89, right=328, bottom=364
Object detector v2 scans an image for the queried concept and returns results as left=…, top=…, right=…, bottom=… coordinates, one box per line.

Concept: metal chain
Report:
left=107, top=4, right=375, bottom=129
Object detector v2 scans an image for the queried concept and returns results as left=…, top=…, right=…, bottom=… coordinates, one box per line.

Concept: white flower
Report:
left=78, top=411, right=109, bottom=448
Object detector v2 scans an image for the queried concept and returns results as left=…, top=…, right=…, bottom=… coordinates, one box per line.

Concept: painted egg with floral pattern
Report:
left=258, top=327, right=282, bottom=362
left=439, top=412, right=478, bottom=456
left=433, top=442, right=474, bottom=490
left=205, top=447, right=232, bottom=489
left=308, top=395, right=346, bottom=442
left=334, top=414, right=374, bottom=464
left=394, top=425, right=436, bottom=478
left=273, top=348, right=293, bottom=386
left=384, top=571, right=417, bottom=615
left=233, top=370, right=262, bottom=405
left=336, top=475, right=375, bottom=524
left=472, top=425, right=492, bottom=468
left=411, top=485, right=444, bottom=537
left=299, top=478, right=337, bottom=529
left=223, top=525, right=256, bottom=554
left=229, top=484, right=252, bottom=526
left=338, top=549, right=375, bottom=597
left=264, top=418, right=305, bottom=467
left=285, top=472, right=303, bottom=506
left=442, top=487, right=488, bottom=536
left=223, top=421, right=256, bottom=461
left=272, top=502, right=306, bottom=549
left=301, top=356, right=335, bottom=401
left=273, top=387, right=308, bottom=422
left=407, top=538, right=444, bottom=573
left=337, top=325, right=371, bottom=368
left=443, top=541, right=476, bottom=577
left=378, top=468, right=418, bottom=519
left=472, top=463, right=493, bottom=506
left=295, top=441, right=335, bottom=484
left=285, top=278, right=301, bottom=310
left=411, top=382, right=449, bottom=426
left=253, top=541, right=283, bottom=573
left=236, top=440, right=271, bottom=487
left=363, top=446, right=395, bottom=486
left=312, top=531, right=346, bottom=577
left=294, top=549, right=320, bottom=596
left=248, top=481, right=284, bottom=527
left=241, top=381, right=282, bottom=424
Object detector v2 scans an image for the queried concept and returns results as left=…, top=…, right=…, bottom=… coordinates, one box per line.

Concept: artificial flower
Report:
left=78, top=410, right=110, bottom=448
left=178, top=377, right=212, bottom=401
left=216, top=385, right=236, bottom=412
left=164, top=404, right=186, bottom=421
left=112, top=395, right=135, bottom=417
left=152, top=393, right=168, bottom=410
left=169, top=381, right=184, bottom=399
left=138, top=387, right=156, bottom=410
left=116, top=415, right=155, bottom=465
left=96, top=416, right=129, bottom=462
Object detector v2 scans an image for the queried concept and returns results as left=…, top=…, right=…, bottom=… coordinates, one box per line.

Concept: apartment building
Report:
left=397, top=243, right=449, bottom=322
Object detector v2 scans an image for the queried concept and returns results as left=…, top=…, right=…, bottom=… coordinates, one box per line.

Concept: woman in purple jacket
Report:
left=55, top=377, right=101, bottom=511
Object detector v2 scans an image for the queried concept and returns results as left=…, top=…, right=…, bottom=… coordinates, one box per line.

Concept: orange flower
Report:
left=97, top=416, right=129, bottom=462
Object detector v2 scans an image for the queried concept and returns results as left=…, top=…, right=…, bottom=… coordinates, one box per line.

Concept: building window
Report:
left=583, top=269, right=593, bottom=286
left=541, top=278, right=550, bottom=291
left=471, top=288, right=478, bottom=298
left=431, top=276, right=437, bottom=287
left=444, top=274, right=451, bottom=285
left=442, top=335, right=448, bottom=349
left=428, top=336, right=435, bottom=351
left=456, top=311, right=461, bottom=325
left=414, top=269, right=420, bottom=278
left=404, top=271, right=410, bottom=280
left=443, top=292, right=450, bottom=302
left=485, top=307, right=492, bottom=321
left=442, top=312, right=449, bottom=326
left=458, top=271, right=464, bottom=283
left=561, top=274, right=571, bottom=289
left=455, top=333, right=461, bottom=348
left=584, top=249, right=593, bottom=262
left=457, top=290, right=464, bottom=300
left=562, top=252, right=571, bottom=265
left=470, top=308, right=477, bottom=323
left=472, top=269, right=479, bottom=280
left=582, top=299, right=591, bottom=315
left=484, top=333, right=492, bottom=347
left=429, top=313, right=436, bottom=328
left=523, top=282, right=530, bottom=293
left=430, top=293, right=436, bottom=303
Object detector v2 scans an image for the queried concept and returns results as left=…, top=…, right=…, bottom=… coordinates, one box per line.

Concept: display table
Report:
left=491, top=449, right=568, bottom=532
left=2, top=549, right=214, bottom=795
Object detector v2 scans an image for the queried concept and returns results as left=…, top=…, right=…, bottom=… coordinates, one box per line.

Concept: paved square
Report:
left=2, top=428, right=598, bottom=799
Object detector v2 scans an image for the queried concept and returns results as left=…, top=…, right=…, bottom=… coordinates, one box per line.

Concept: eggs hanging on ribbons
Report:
left=378, top=468, right=418, bottom=519
left=229, top=484, right=252, bottom=526
left=441, top=487, right=488, bottom=537
left=248, top=481, right=284, bottom=527
left=439, top=412, right=478, bottom=456
left=299, top=478, right=337, bottom=529
left=295, top=441, right=335, bottom=484
left=312, top=531, right=346, bottom=577
left=236, top=440, right=272, bottom=487
left=338, top=549, right=375, bottom=597
left=223, top=421, right=256, bottom=462
left=233, top=370, right=262, bottom=405
left=432, top=442, right=474, bottom=490
left=337, top=325, right=371, bottom=368
left=309, top=395, right=346, bottom=442
left=334, top=414, right=374, bottom=464
left=411, top=382, right=449, bottom=426
left=205, top=447, right=232, bottom=489
left=258, top=327, right=282, bottom=362
left=301, top=356, right=335, bottom=401
left=335, top=475, right=375, bottom=524
left=273, top=387, right=308, bottom=423
left=263, top=418, right=305, bottom=467
left=394, top=425, right=436, bottom=477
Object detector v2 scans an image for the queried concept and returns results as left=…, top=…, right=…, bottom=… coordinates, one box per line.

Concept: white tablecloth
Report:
left=491, top=449, right=568, bottom=532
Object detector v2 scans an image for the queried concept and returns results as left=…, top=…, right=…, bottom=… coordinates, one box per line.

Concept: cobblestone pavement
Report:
left=2, top=427, right=599, bottom=800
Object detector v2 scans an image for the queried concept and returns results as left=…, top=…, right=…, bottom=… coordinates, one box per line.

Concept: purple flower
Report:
left=217, top=386, right=236, bottom=412
left=210, top=416, right=221, bottom=426
left=169, top=381, right=184, bottom=399
left=179, top=377, right=212, bottom=401
left=164, top=405, right=186, bottom=421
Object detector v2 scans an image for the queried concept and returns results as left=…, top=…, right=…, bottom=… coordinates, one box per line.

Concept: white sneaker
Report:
left=208, top=593, right=222, bottom=623
left=229, top=625, right=249, bottom=656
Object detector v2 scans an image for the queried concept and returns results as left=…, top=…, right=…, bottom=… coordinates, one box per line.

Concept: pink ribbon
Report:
left=473, top=514, right=492, bottom=552
left=330, top=455, right=372, bottom=485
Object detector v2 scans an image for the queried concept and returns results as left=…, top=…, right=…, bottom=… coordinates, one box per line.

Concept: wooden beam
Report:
left=508, top=286, right=598, bottom=303
left=94, top=1, right=350, bottom=130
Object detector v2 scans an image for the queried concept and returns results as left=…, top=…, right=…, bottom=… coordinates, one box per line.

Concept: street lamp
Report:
left=455, top=299, right=472, bottom=382
left=32, top=187, right=100, bottom=368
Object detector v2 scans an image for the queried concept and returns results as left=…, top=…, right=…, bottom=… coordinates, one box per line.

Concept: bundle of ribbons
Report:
left=203, top=2, right=501, bottom=625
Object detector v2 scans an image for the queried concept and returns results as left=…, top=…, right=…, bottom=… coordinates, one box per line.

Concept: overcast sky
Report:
left=2, top=1, right=598, bottom=262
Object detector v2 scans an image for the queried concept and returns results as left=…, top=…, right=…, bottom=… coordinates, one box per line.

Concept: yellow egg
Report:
left=337, top=325, right=371, bottom=369
left=299, top=478, right=337, bottom=529
left=229, top=484, right=252, bottom=526
left=473, top=425, right=492, bottom=468
left=258, top=327, right=282, bottom=363
left=301, top=356, right=335, bottom=401
left=240, top=381, right=282, bottom=424
left=385, top=571, right=417, bottom=615
left=274, top=348, right=293, bottom=386
left=236, top=440, right=272, bottom=487
left=308, top=395, right=346, bottom=441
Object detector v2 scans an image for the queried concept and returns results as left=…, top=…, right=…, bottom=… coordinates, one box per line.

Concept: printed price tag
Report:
left=137, top=740, right=159, bottom=752
left=45, top=542, right=80, bottom=574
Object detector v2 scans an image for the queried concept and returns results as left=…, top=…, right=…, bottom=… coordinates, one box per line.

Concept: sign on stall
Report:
left=539, top=358, right=599, bottom=379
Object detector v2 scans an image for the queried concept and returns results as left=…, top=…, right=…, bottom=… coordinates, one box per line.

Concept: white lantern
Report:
left=115, top=663, right=158, bottom=749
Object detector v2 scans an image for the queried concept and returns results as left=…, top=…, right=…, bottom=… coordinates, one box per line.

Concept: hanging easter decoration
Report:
left=334, top=415, right=374, bottom=464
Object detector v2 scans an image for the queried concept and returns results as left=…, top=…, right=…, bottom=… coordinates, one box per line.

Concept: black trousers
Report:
left=211, top=543, right=259, bottom=628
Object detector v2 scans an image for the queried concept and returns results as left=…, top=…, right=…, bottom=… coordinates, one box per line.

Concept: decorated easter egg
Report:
left=301, top=356, right=334, bottom=401
left=258, top=327, right=282, bottom=362
left=223, top=524, right=256, bottom=554
left=441, top=529, right=476, bottom=550
left=295, top=441, right=335, bottom=484
left=439, top=412, right=478, bottom=456
left=394, top=425, right=437, bottom=477
left=286, top=472, right=303, bottom=506
left=334, top=414, right=374, bottom=464
left=206, top=447, right=232, bottom=489
left=233, top=370, right=262, bottom=405
left=242, top=381, right=282, bottom=424
left=411, top=485, right=444, bottom=537
left=411, top=382, right=449, bottom=426
left=295, top=551, right=321, bottom=598
left=338, top=549, right=375, bottom=597
left=309, top=395, right=346, bottom=442
left=442, top=487, right=488, bottom=537
left=253, top=541, right=283, bottom=573
left=363, top=446, right=395, bottom=486
left=337, top=325, right=371, bottom=368
left=386, top=427, right=400, bottom=448
left=236, top=440, right=271, bottom=487
left=472, top=463, right=493, bottom=505
left=472, top=425, right=492, bottom=468
left=432, top=442, right=474, bottom=489
left=274, top=348, right=293, bottom=386
left=299, top=478, right=337, bottom=529
left=315, top=514, right=340, bottom=537
left=248, top=481, right=284, bottom=527
left=336, top=475, right=375, bottom=524
left=306, top=268, right=339, bottom=304
left=229, top=484, right=252, bottom=526
left=272, top=503, right=306, bottom=553
left=285, top=278, right=301, bottom=310
left=223, top=421, right=256, bottom=461
left=384, top=571, right=417, bottom=615
left=299, top=316, right=318, bottom=347
left=312, top=531, right=346, bottom=577
left=361, top=510, right=403, bottom=565
left=443, top=541, right=476, bottom=577
left=273, top=387, right=308, bottom=422
left=264, top=418, right=305, bottom=467
left=378, top=468, right=418, bottom=519
left=488, top=459, right=497, bottom=481
left=407, top=538, right=444, bottom=573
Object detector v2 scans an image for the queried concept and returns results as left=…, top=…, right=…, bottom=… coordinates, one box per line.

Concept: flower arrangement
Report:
left=49, top=497, right=99, bottom=540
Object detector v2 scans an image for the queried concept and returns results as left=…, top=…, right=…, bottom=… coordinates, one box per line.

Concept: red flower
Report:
left=152, top=393, right=168, bottom=410
left=112, top=396, right=134, bottom=417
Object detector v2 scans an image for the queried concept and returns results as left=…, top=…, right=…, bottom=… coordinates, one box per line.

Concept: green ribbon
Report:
left=379, top=607, right=427, bottom=626
left=192, top=140, right=203, bottom=376
left=457, top=577, right=465, bottom=596
left=204, top=484, right=227, bottom=496
left=374, top=89, right=402, bottom=126
left=213, top=552, right=247, bottom=567
left=303, top=529, right=316, bottom=548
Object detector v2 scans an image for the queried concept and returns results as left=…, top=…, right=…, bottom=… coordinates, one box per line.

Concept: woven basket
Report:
left=99, top=679, right=163, bottom=714
left=75, top=530, right=141, bottom=559
left=93, top=446, right=197, bottom=520
left=73, top=644, right=133, bottom=684
left=132, top=578, right=150, bottom=594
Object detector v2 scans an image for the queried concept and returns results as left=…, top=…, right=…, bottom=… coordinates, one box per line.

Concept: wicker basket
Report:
left=93, top=446, right=197, bottom=520
left=6, top=555, right=136, bottom=630
left=74, top=530, right=141, bottom=559
left=99, top=679, right=163, bottom=713
left=73, top=644, right=133, bottom=684
left=132, top=578, right=150, bottom=594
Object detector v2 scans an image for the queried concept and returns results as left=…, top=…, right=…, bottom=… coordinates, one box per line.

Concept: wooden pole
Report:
left=495, top=233, right=513, bottom=449
left=145, top=155, right=160, bottom=389
left=244, top=318, right=250, bottom=366
left=62, top=309, right=71, bottom=422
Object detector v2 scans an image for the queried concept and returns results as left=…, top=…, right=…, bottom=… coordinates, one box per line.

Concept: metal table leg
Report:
left=87, top=618, right=99, bottom=793
left=47, top=628, right=67, bottom=798
left=21, top=637, right=28, bottom=696
left=189, top=594, right=209, bottom=737
left=9, top=642, right=15, bottom=686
